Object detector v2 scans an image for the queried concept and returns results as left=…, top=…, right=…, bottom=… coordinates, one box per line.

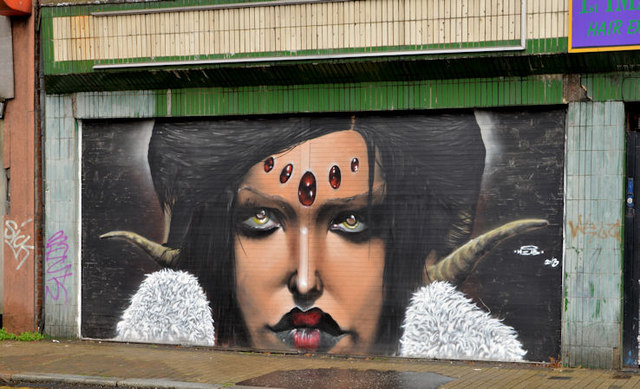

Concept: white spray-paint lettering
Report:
left=4, top=219, right=34, bottom=270
left=513, top=245, right=544, bottom=256
left=544, top=257, right=559, bottom=268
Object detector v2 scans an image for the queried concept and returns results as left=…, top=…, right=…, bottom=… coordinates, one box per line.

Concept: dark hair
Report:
left=148, top=113, right=485, bottom=352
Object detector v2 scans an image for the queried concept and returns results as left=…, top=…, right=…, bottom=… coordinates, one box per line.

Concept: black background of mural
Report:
left=460, top=108, right=565, bottom=361
left=82, top=120, right=162, bottom=337
left=81, top=109, right=564, bottom=361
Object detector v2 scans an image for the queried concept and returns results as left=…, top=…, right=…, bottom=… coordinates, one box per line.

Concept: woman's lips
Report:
left=267, top=307, right=354, bottom=352
left=292, top=309, right=322, bottom=327
left=293, top=328, right=321, bottom=350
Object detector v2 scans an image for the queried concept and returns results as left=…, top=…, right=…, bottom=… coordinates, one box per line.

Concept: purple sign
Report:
left=571, top=0, right=640, bottom=51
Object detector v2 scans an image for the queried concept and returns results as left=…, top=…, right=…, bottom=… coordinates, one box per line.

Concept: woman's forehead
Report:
left=239, top=130, right=384, bottom=206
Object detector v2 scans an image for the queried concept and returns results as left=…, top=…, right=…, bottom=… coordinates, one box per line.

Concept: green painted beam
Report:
left=70, top=76, right=565, bottom=119
left=582, top=73, right=640, bottom=102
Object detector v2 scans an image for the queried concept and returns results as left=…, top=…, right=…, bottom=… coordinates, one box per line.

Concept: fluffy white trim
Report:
left=114, top=269, right=215, bottom=346
left=115, top=272, right=525, bottom=361
left=400, top=281, right=526, bottom=361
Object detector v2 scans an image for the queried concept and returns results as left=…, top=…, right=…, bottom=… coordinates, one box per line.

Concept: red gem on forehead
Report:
left=264, top=157, right=274, bottom=173
left=329, top=165, right=341, bottom=189
left=351, top=158, right=359, bottom=172
left=280, top=163, right=293, bottom=183
left=298, top=171, right=316, bottom=206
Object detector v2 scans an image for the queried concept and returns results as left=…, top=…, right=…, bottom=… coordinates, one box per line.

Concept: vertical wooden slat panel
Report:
left=214, top=9, right=221, bottom=54
left=227, top=8, right=233, bottom=54
left=70, top=15, right=77, bottom=62
left=153, top=13, right=161, bottom=58
left=51, top=0, right=572, bottom=63
left=184, top=12, right=191, bottom=56
left=283, top=5, right=290, bottom=51
left=77, top=16, right=85, bottom=61
left=128, top=15, right=136, bottom=59
left=161, top=13, right=168, bottom=58
left=361, top=1, right=368, bottom=48
left=105, top=15, right=113, bottom=61
left=145, top=14, right=152, bottom=59
left=159, top=13, right=166, bottom=58
left=331, top=2, right=337, bottom=49
left=134, top=15, right=141, bottom=58
left=86, top=16, right=93, bottom=60
left=405, top=0, right=413, bottom=46
left=53, top=18, right=61, bottom=62
left=96, top=18, right=105, bottom=59
left=395, top=0, right=401, bottom=45
left=223, top=8, right=231, bottom=54
left=249, top=6, right=256, bottom=53
left=476, top=0, right=482, bottom=42
left=140, top=14, right=147, bottom=59
left=169, top=13, right=176, bottom=57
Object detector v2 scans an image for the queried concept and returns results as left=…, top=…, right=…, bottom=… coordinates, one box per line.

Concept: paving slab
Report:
left=0, top=340, right=639, bottom=388
left=117, top=378, right=221, bottom=388
left=11, top=373, right=118, bottom=387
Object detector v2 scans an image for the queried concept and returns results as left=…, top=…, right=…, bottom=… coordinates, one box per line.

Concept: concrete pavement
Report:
left=0, top=339, right=639, bottom=388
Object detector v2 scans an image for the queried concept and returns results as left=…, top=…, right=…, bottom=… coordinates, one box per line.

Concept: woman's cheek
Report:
left=235, top=231, right=290, bottom=279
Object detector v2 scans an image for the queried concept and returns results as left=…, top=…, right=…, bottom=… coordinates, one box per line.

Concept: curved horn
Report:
left=100, top=231, right=180, bottom=268
left=424, top=218, right=549, bottom=285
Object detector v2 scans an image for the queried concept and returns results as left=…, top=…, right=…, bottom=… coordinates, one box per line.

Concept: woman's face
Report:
left=233, top=130, right=386, bottom=354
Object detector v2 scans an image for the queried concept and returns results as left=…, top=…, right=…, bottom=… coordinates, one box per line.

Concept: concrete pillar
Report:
left=3, top=13, right=38, bottom=333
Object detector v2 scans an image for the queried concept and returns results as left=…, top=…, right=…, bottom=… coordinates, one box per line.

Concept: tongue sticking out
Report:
left=293, top=328, right=321, bottom=350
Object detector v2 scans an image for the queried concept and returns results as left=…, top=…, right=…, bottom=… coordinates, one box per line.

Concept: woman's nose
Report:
left=287, top=226, right=323, bottom=309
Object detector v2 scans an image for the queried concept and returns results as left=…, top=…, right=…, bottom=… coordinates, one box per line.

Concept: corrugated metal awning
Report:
left=44, top=49, right=640, bottom=94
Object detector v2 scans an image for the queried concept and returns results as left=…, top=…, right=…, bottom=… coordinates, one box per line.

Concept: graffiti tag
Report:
left=45, top=230, right=72, bottom=303
left=568, top=215, right=621, bottom=242
left=544, top=257, right=560, bottom=268
left=514, top=245, right=544, bottom=256
left=4, top=219, right=34, bottom=270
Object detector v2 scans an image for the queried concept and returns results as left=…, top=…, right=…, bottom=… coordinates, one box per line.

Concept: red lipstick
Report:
left=268, top=307, right=355, bottom=353
left=293, top=328, right=321, bottom=350
left=292, top=310, right=322, bottom=327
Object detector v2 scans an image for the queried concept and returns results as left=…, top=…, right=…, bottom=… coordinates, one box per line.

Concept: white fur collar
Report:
left=114, top=269, right=525, bottom=361
left=400, top=281, right=525, bottom=361
left=114, top=269, right=215, bottom=346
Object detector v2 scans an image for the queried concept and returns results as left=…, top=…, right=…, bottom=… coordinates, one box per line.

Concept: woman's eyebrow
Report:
left=316, top=184, right=385, bottom=221
left=236, top=186, right=296, bottom=216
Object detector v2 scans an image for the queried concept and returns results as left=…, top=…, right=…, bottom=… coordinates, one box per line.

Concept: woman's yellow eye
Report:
left=253, top=210, right=269, bottom=225
left=342, top=215, right=359, bottom=229
left=240, top=208, right=281, bottom=235
left=331, top=213, right=367, bottom=234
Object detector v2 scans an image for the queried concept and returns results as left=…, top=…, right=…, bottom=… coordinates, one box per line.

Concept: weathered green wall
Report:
left=563, top=101, right=625, bottom=369
left=44, top=94, right=79, bottom=337
left=72, top=76, right=565, bottom=118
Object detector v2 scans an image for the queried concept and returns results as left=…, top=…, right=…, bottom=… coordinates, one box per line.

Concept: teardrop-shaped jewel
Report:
left=351, top=157, right=359, bottom=172
left=329, top=165, right=341, bottom=189
left=298, top=171, right=316, bottom=206
left=280, top=163, right=293, bottom=183
left=264, top=157, right=274, bottom=173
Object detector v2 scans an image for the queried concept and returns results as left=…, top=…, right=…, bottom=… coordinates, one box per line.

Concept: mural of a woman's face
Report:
left=234, top=130, right=386, bottom=354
